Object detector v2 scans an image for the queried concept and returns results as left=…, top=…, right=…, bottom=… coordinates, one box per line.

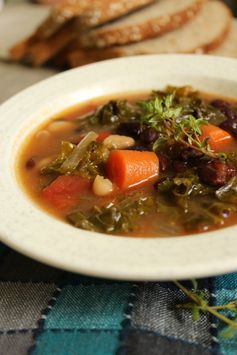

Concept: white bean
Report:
left=35, top=130, right=51, bottom=145
left=93, top=175, right=113, bottom=196
left=103, top=134, right=135, bottom=149
left=47, top=120, right=74, bottom=134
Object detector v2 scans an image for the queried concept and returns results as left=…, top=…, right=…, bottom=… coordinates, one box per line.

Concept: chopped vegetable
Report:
left=182, top=198, right=236, bottom=232
left=60, top=132, right=98, bottom=173
left=42, top=175, right=91, bottom=210
left=73, top=131, right=111, bottom=145
left=41, top=135, right=110, bottom=179
left=157, top=171, right=212, bottom=208
left=199, top=123, right=234, bottom=152
left=41, top=141, right=74, bottom=175
left=106, top=150, right=159, bottom=190
left=74, top=141, right=110, bottom=179
left=76, top=100, right=141, bottom=130
left=41, top=132, right=99, bottom=176
left=216, top=176, right=237, bottom=203
left=139, top=93, right=226, bottom=159
left=155, top=172, right=235, bottom=231
left=20, top=86, right=237, bottom=237
left=68, top=193, right=153, bottom=233
left=96, top=131, right=111, bottom=142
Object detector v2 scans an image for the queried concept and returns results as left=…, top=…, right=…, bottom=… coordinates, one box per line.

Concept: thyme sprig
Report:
left=139, top=94, right=226, bottom=160
left=173, top=280, right=237, bottom=337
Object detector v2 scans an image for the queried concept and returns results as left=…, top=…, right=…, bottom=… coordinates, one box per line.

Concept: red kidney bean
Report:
left=158, top=154, right=169, bottom=172
left=198, top=160, right=236, bottom=187
left=173, top=160, right=189, bottom=173
left=180, top=148, right=203, bottom=162
left=140, top=127, right=159, bottom=144
left=211, top=100, right=237, bottom=121
left=25, top=158, right=36, bottom=169
left=128, top=145, right=147, bottom=151
left=211, top=100, right=237, bottom=136
left=117, top=121, right=141, bottom=139
left=220, top=120, right=237, bottom=137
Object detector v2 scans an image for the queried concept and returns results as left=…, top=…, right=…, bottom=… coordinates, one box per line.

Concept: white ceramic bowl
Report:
left=1, top=54, right=237, bottom=281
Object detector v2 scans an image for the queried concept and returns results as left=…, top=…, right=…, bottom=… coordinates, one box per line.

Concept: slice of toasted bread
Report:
left=80, top=0, right=204, bottom=49
left=68, top=1, right=232, bottom=67
left=10, top=38, right=34, bottom=62
left=34, top=0, right=155, bottom=40
left=9, top=0, right=155, bottom=63
left=211, top=21, right=237, bottom=58
left=25, top=20, right=76, bottom=66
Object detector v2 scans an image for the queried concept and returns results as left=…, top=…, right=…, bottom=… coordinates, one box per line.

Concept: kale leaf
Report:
left=76, top=100, right=141, bottom=130
left=41, top=133, right=109, bottom=179
left=216, top=176, right=237, bottom=204
left=67, top=194, right=153, bottom=233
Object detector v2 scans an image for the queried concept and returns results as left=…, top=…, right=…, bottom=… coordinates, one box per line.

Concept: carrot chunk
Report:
left=106, top=150, right=159, bottom=190
left=199, top=124, right=233, bottom=152
left=42, top=175, right=90, bottom=210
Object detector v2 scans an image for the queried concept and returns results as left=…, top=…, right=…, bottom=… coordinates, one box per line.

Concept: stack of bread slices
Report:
left=9, top=0, right=237, bottom=68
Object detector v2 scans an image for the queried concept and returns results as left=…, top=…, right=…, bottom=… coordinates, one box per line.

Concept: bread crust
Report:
left=195, top=22, right=231, bottom=54
left=9, top=0, right=155, bottom=63
left=35, top=0, right=155, bottom=40
left=210, top=21, right=237, bottom=58
left=81, top=0, right=205, bottom=49
left=68, top=1, right=232, bottom=67
left=26, top=20, right=76, bottom=66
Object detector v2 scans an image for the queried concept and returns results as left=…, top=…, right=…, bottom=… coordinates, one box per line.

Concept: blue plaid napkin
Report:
left=0, top=242, right=237, bottom=355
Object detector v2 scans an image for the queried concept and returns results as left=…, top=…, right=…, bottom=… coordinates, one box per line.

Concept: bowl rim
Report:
left=1, top=54, right=237, bottom=281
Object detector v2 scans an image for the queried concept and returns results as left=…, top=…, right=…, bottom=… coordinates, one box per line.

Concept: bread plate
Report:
left=0, top=54, right=237, bottom=281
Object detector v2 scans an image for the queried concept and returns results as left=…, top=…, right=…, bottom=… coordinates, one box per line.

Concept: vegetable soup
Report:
left=17, top=86, right=237, bottom=237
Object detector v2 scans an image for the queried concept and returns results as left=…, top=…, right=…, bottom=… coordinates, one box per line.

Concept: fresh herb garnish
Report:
left=139, top=93, right=226, bottom=160
left=174, top=280, right=237, bottom=337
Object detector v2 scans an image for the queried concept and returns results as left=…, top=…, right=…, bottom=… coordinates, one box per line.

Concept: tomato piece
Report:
left=42, top=175, right=90, bottom=210
left=96, top=131, right=111, bottom=142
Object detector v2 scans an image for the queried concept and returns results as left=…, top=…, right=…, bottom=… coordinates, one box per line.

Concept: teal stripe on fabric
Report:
left=45, top=283, right=131, bottom=329
left=213, top=273, right=237, bottom=291
left=33, top=330, right=119, bottom=355
left=215, top=290, right=237, bottom=355
left=218, top=341, right=237, bottom=355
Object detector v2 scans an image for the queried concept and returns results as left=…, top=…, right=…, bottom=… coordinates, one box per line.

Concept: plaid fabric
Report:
left=0, top=242, right=237, bottom=355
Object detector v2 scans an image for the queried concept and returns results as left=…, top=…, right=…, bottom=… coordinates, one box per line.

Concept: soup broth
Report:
left=17, top=87, right=237, bottom=237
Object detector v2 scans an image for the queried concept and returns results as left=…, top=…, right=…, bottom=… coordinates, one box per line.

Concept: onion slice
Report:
left=61, top=131, right=98, bottom=172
